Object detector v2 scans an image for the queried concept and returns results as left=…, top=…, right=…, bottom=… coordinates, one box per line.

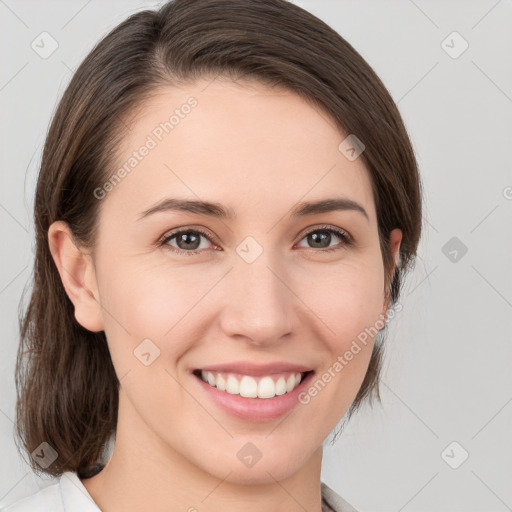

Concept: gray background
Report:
left=1, top=1, right=511, bottom=510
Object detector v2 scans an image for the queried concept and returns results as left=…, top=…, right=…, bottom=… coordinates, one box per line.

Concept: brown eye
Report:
left=159, top=224, right=352, bottom=257
left=296, top=226, right=352, bottom=252
left=160, top=228, right=214, bottom=255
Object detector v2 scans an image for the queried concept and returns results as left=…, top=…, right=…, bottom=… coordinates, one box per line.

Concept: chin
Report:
left=196, top=446, right=311, bottom=486
left=222, top=464, right=299, bottom=486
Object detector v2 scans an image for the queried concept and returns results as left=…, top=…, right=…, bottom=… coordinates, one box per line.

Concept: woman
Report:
left=6, top=0, right=422, bottom=510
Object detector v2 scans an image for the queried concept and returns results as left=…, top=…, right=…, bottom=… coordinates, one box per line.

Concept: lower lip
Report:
left=193, top=371, right=315, bottom=422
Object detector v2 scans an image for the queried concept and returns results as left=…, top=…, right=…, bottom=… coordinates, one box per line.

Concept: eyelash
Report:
left=158, top=224, right=353, bottom=256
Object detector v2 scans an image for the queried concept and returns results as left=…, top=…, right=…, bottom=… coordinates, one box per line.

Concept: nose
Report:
left=217, top=254, right=294, bottom=347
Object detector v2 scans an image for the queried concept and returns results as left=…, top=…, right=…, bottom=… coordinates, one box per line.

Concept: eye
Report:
left=158, top=224, right=353, bottom=256
left=159, top=228, right=217, bottom=256
left=296, top=225, right=353, bottom=253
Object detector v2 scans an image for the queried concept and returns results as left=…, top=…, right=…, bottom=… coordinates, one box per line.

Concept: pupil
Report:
left=309, top=231, right=330, bottom=248
left=178, top=232, right=200, bottom=250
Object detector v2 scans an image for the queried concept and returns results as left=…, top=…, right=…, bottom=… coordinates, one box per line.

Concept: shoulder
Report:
left=1, top=471, right=100, bottom=512
left=3, top=474, right=352, bottom=512
left=1, top=478, right=62, bottom=512
left=321, top=481, right=359, bottom=512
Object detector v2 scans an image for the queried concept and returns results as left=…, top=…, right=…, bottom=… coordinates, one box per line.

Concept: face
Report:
left=56, top=78, right=401, bottom=485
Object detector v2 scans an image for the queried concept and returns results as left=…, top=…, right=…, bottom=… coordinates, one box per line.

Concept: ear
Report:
left=47, top=220, right=104, bottom=332
left=381, top=228, right=402, bottom=317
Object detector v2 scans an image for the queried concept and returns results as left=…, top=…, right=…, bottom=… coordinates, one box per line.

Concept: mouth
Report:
left=192, top=369, right=315, bottom=399
left=192, top=367, right=316, bottom=421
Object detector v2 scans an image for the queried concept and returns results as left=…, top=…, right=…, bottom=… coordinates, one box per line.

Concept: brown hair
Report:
left=15, top=0, right=423, bottom=478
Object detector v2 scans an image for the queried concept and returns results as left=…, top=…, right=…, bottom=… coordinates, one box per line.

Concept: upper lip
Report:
left=194, top=361, right=313, bottom=376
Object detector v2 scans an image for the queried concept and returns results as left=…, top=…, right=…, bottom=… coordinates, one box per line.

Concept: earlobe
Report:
left=47, top=221, right=104, bottom=332
left=390, top=228, right=402, bottom=267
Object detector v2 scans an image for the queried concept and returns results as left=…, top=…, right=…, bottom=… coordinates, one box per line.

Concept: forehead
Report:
left=104, top=78, right=376, bottom=223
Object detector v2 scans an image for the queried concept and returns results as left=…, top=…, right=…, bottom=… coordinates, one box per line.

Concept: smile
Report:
left=194, top=369, right=308, bottom=399
left=191, top=364, right=315, bottom=421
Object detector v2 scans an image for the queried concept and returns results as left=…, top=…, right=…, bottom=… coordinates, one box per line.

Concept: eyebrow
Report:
left=138, top=197, right=369, bottom=222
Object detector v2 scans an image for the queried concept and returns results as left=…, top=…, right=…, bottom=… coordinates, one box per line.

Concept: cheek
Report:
left=295, top=254, right=385, bottom=347
left=95, top=259, right=214, bottom=364
left=296, top=262, right=384, bottom=425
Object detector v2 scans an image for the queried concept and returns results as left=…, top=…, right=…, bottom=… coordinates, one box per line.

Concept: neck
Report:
left=81, top=391, right=325, bottom=512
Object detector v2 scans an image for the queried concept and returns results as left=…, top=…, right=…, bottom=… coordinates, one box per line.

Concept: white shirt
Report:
left=1, top=471, right=358, bottom=512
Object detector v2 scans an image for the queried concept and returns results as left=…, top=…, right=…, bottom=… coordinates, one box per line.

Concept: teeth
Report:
left=216, top=373, right=226, bottom=391
left=226, top=375, right=239, bottom=394
left=240, top=376, right=258, bottom=398
left=198, top=370, right=306, bottom=399
left=207, top=372, right=216, bottom=386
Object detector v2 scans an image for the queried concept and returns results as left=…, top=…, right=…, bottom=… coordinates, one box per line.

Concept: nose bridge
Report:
left=219, top=245, right=293, bottom=344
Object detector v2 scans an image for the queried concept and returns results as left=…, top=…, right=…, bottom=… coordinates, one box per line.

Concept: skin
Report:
left=48, top=77, right=401, bottom=512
